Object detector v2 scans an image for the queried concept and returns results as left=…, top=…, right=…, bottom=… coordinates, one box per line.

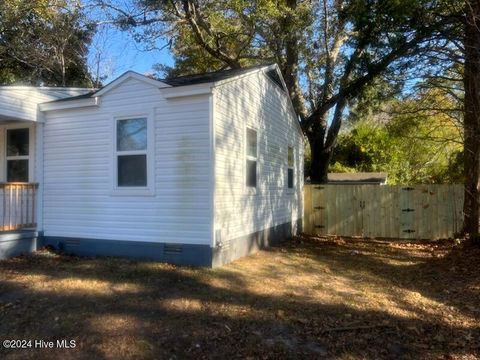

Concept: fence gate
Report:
left=304, top=184, right=464, bottom=240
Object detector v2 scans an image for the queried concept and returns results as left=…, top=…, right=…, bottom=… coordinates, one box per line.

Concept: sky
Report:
left=85, top=3, right=174, bottom=83
left=87, top=25, right=174, bottom=83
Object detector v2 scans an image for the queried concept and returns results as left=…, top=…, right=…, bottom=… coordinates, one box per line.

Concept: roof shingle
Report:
left=161, top=64, right=273, bottom=87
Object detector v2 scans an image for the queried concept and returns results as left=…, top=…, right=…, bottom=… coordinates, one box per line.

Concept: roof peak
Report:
left=46, top=63, right=280, bottom=104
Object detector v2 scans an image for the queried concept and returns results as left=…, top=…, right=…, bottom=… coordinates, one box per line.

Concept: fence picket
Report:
left=304, top=184, right=464, bottom=240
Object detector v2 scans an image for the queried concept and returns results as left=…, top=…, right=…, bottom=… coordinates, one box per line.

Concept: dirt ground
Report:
left=0, top=235, right=479, bottom=359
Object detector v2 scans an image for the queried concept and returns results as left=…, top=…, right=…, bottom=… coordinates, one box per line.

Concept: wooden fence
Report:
left=0, top=183, right=38, bottom=231
left=304, top=184, right=464, bottom=240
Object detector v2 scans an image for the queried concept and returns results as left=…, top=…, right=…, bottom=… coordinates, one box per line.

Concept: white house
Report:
left=0, top=64, right=304, bottom=267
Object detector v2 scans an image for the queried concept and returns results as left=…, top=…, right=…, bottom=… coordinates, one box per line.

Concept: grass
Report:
left=0, top=235, right=479, bottom=359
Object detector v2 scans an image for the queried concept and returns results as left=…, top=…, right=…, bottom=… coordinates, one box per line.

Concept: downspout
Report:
left=209, top=88, right=216, bottom=250
left=35, top=106, right=45, bottom=246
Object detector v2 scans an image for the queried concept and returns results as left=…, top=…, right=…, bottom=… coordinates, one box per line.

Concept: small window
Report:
left=287, top=146, right=294, bottom=189
left=116, top=118, right=148, bottom=187
left=246, top=128, right=257, bottom=188
left=6, top=128, right=29, bottom=182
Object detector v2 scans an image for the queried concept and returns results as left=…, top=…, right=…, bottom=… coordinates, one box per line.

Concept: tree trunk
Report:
left=463, top=0, right=480, bottom=238
left=309, top=137, right=332, bottom=183
left=281, top=0, right=307, bottom=119
left=306, top=97, right=347, bottom=184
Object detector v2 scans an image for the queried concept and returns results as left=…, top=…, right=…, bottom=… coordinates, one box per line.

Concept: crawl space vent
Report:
left=164, top=244, right=183, bottom=254
left=64, top=239, right=81, bottom=246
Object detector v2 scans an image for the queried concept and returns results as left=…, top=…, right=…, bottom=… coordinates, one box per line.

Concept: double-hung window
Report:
left=287, top=146, right=294, bottom=189
left=115, top=117, right=148, bottom=188
left=246, top=128, right=257, bottom=188
left=6, top=128, right=30, bottom=182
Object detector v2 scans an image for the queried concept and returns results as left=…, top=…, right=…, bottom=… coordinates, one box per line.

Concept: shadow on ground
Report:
left=0, top=235, right=479, bottom=359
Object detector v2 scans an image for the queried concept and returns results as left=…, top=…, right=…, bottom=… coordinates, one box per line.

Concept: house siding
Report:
left=42, top=77, right=212, bottom=246
left=0, top=87, right=90, bottom=121
left=213, top=70, right=304, bottom=254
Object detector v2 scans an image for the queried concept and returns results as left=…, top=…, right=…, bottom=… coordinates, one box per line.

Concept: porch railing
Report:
left=0, top=183, right=38, bottom=231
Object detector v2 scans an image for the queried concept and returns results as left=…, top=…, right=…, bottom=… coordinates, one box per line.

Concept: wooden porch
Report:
left=0, top=183, right=38, bottom=231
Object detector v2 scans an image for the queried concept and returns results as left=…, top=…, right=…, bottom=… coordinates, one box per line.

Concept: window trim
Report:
left=287, top=145, right=294, bottom=192
left=245, top=126, right=258, bottom=192
left=3, top=124, right=34, bottom=183
left=110, top=111, right=155, bottom=196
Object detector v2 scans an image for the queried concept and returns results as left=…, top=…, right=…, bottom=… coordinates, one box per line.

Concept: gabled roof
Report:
left=95, top=71, right=171, bottom=96
left=47, top=64, right=277, bottom=104
left=43, top=71, right=168, bottom=103
left=39, top=63, right=303, bottom=136
left=161, top=64, right=273, bottom=87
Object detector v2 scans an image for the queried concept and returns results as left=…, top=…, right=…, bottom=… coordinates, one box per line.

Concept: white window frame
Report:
left=110, top=111, right=155, bottom=196
left=287, top=145, right=294, bottom=192
left=245, top=126, right=258, bottom=193
left=3, top=124, right=34, bottom=183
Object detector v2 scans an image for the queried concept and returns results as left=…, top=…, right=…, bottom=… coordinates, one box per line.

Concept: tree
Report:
left=463, top=0, right=480, bottom=237
left=97, top=0, right=448, bottom=182
left=331, top=87, right=463, bottom=184
left=0, top=0, right=95, bottom=86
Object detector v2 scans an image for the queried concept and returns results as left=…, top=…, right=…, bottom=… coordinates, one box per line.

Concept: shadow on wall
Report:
left=214, top=73, right=303, bottom=258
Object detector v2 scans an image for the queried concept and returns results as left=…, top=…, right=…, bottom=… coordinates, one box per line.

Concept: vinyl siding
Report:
left=42, top=78, right=212, bottom=245
left=0, top=87, right=90, bottom=121
left=213, top=70, right=304, bottom=244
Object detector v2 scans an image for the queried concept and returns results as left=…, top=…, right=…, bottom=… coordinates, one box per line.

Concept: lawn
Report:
left=0, top=235, right=479, bottom=359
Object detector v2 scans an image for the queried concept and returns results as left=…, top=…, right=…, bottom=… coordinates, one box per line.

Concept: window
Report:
left=116, top=118, right=148, bottom=187
left=287, top=146, right=294, bottom=189
left=246, top=128, right=257, bottom=188
left=6, top=128, right=29, bottom=182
